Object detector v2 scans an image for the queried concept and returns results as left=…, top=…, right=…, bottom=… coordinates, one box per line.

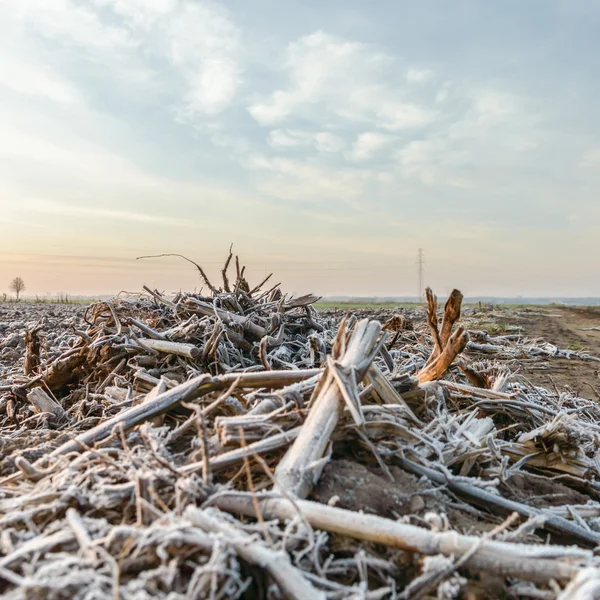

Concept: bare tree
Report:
left=10, top=277, right=25, bottom=301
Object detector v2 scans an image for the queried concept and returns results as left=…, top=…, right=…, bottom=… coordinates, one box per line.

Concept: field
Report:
left=1, top=287, right=600, bottom=599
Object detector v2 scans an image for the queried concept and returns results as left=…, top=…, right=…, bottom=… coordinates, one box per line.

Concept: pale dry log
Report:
left=41, top=349, right=86, bottom=391
left=26, top=388, right=66, bottom=421
left=0, top=530, right=75, bottom=570
left=557, top=568, right=600, bottom=600
left=397, top=457, right=600, bottom=547
left=365, top=363, right=419, bottom=423
left=281, top=294, right=321, bottom=310
left=186, top=507, right=325, bottom=600
left=274, top=319, right=384, bottom=498
left=417, top=327, right=469, bottom=383
left=438, top=380, right=515, bottom=399
left=139, top=339, right=201, bottom=359
left=126, top=317, right=167, bottom=340
left=182, top=426, right=302, bottom=475
left=212, top=492, right=591, bottom=584
left=1, top=369, right=321, bottom=485
left=50, top=369, right=320, bottom=458
left=186, top=297, right=267, bottom=339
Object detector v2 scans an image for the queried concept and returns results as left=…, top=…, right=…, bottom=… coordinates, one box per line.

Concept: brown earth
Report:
left=492, top=306, right=600, bottom=400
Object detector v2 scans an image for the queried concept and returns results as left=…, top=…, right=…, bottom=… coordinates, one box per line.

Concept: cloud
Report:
left=406, top=67, right=434, bottom=84
left=5, top=0, right=241, bottom=118
left=0, top=50, right=81, bottom=104
left=24, top=198, right=197, bottom=228
left=96, top=0, right=242, bottom=117
left=376, top=103, right=434, bottom=130
left=248, top=31, right=435, bottom=131
left=246, top=155, right=378, bottom=201
left=347, top=132, right=394, bottom=161
left=268, top=129, right=345, bottom=152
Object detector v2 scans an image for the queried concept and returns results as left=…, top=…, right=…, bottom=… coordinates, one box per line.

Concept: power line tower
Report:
left=417, top=248, right=424, bottom=302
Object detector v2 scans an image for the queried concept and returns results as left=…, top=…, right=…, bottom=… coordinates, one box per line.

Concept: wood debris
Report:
left=1, top=252, right=600, bottom=599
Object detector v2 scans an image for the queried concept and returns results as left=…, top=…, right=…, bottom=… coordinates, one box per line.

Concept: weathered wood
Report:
left=23, top=326, right=42, bottom=376
left=440, top=289, right=464, bottom=348
left=26, top=388, right=66, bottom=420
left=212, top=492, right=589, bottom=584
left=139, top=339, right=201, bottom=359
left=45, top=369, right=321, bottom=461
left=397, top=457, right=600, bottom=547
left=183, top=426, right=301, bottom=475
left=41, top=350, right=85, bottom=391
left=186, top=507, right=325, bottom=600
left=274, top=319, right=384, bottom=498
left=417, top=327, right=469, bottom=383
left=186, top=297, right=267, bottom=339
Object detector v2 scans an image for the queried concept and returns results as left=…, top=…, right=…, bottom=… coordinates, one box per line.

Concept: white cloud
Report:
left=10, top=0, right=134, bottom=51
left=268, top=129, right=345, bottom=152
left=406, top=67, right=434, bottom=84
left=347, top=132, right=393, bottom=161
left=248, top=31, right=434, bottom=132
left=0, top=51, right=81, bottom=104
left=4, top=0, right=241, bottom=118
left=246, top=155, right=377, bottom=201
left=313, top=132, right=345, bottom=153
left=23, top=198, right=197, bottom=228
left=377, top=103, right=434, bottom=130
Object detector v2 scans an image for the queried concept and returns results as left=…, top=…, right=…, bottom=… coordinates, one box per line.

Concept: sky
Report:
left=1, top=0, right=599, bottom=298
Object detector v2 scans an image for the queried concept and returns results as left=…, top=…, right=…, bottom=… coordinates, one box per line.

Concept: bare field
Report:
left=1, top=294, right=600, bottom=599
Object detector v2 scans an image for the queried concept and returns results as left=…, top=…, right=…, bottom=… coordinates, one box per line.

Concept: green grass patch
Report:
left=314, top=301, right=420, bottom=310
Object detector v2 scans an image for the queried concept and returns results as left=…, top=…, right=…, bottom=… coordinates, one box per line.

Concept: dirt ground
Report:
left=489, top=306, right=600, bottom=400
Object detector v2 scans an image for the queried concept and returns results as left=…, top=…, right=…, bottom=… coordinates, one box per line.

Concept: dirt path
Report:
left=507, top=306, right=600, bottom=400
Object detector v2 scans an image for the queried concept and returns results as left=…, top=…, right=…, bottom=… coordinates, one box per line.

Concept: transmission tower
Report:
left=417, top=248, right=424, bottom=302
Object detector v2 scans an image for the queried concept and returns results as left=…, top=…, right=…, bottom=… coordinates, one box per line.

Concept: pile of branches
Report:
left=1, top=252, right=600, bottom=599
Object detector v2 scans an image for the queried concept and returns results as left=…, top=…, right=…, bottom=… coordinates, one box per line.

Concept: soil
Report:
left=486, top=306, right=600, bottom=400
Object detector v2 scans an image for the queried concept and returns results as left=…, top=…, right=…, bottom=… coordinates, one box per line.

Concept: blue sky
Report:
left=1, top=0, right=599, bottom=297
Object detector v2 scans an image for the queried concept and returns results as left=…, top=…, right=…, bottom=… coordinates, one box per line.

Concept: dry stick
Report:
left=137, top=254, right=219, bottom=295
left=396, top=457, right=600, bottom=548
left=0, top=530, right=76, bottom=570
left=212, top=492, right=590, bottom=584
left=186, top=298, right=267, bottom=339
left=23, top=325, right=42, bottom=376
left=258, top=336, right=271, bottom=371
left=138, top=339, right=201, bottom=360
left=249, top=272, right=273, bottom=296
left=221, top=244, right=233, bottom=292
left=26, top=387, right=66, bottom=421
left=424, top=288, right=443, bottom=361
left=439, top=289, right=464, bottom=348
left=185, top=507, right=325, bottom=600
left=274, top=319, right=385, bottom=499
left=439, top=379, right=516, bottom=400
left=399, top=512, right=520, bottom=600
left=457, top=359, right=489, bottom=389
left=141, top=285, right=177, bottom=309
left=366, top=363, right=419, bottom=423
left=126, top=317, right=167, bottom=340
left=184, top=428, right=302, bottom=475
left=417, top=327, right=470, bottom=383
left=239, top=428, right=272, bottom=546
left=97, top=358, right=126, bottom=393
left=1, top=369, right=322, bottom=485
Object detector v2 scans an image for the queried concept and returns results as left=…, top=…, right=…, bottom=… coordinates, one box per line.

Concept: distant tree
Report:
left=10, top=277, right=25, bottom=301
